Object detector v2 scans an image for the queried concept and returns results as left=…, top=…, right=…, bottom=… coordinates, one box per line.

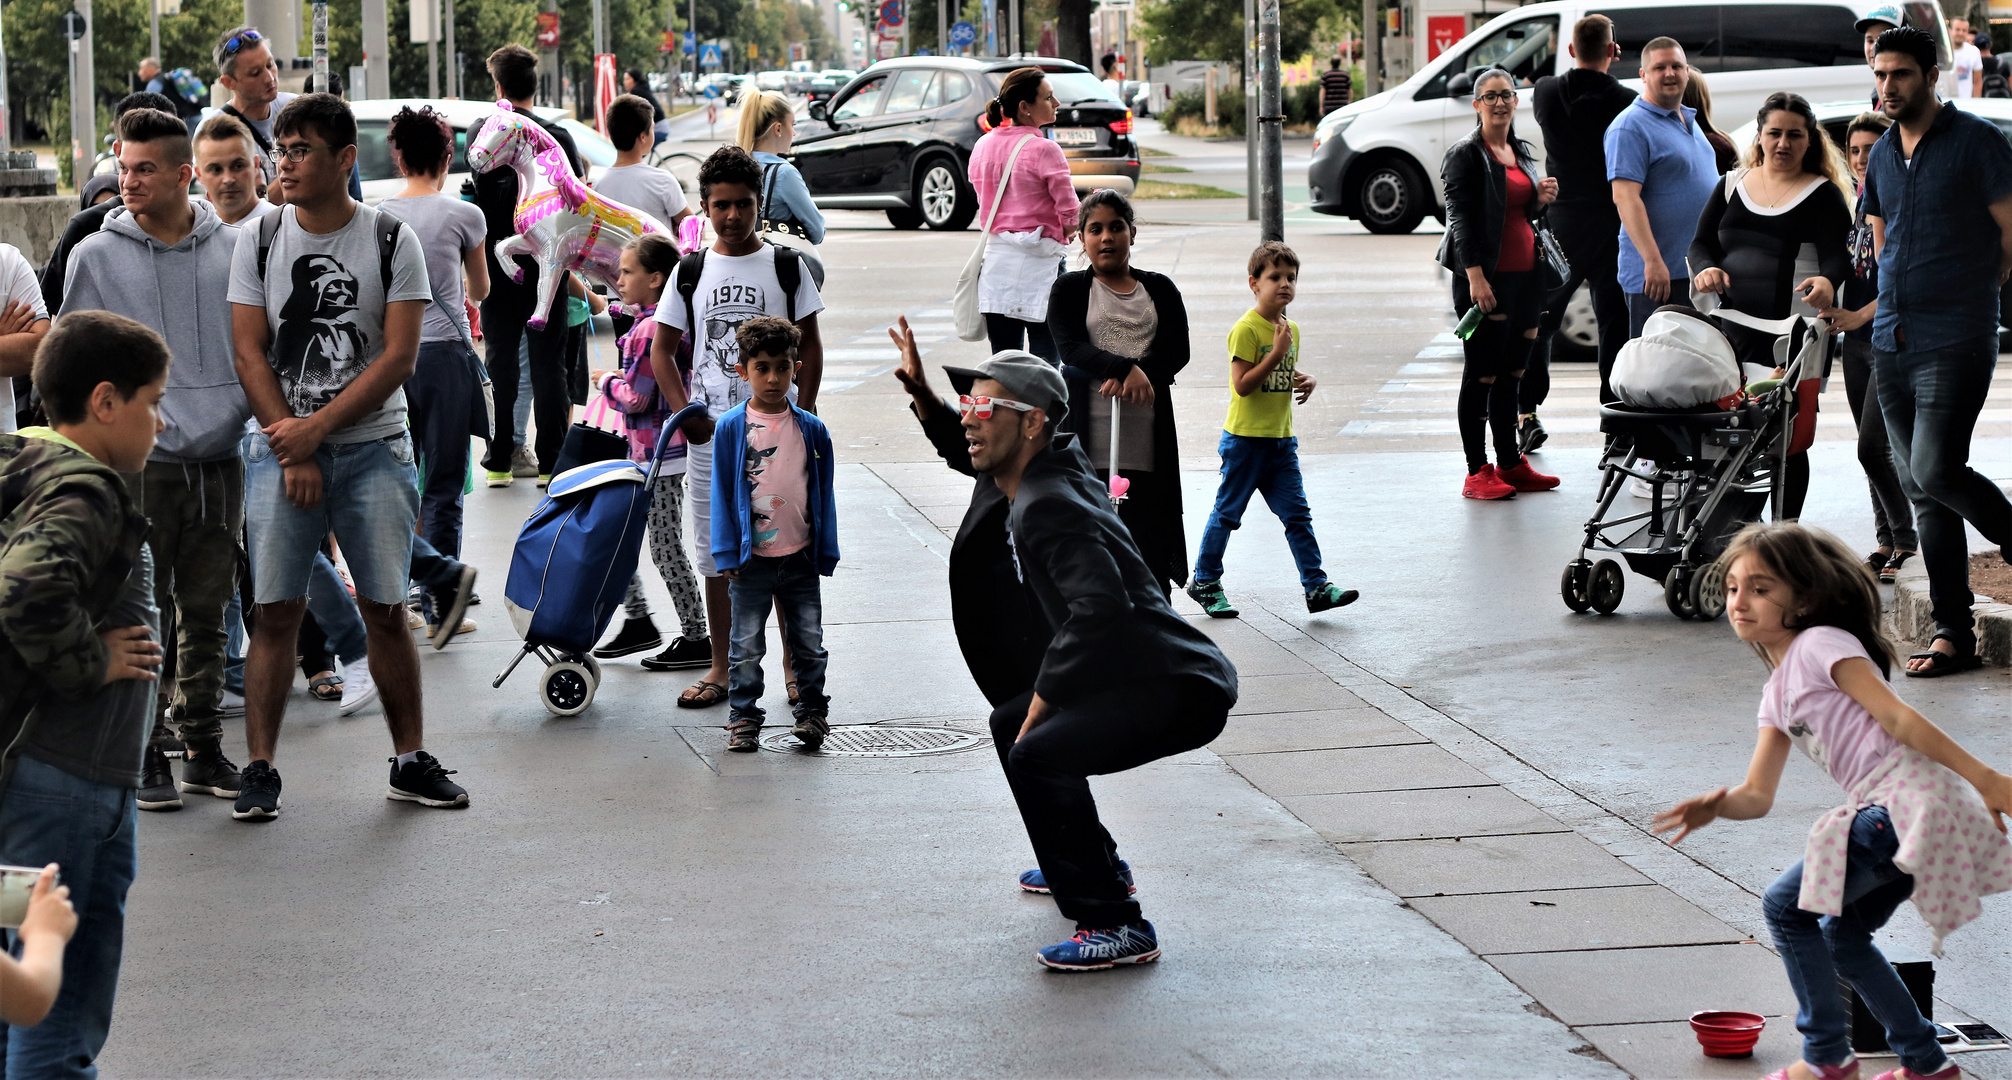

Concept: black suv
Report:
left=794, top=56, right=1140, bottom=231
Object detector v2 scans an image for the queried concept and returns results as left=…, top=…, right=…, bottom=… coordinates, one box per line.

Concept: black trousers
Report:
left=988, top=681, right=1229, bottom=928
left=480, top=284, right=573, bottom=476
left=1534, top=201, right=1630, bottom=406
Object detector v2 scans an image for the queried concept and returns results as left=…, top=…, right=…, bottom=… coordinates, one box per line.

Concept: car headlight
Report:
left=1312, top=114, right=1356, bottom=153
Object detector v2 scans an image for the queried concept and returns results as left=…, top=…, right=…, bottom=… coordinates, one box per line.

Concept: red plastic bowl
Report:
left=1690, top=1011, right=1767, bottom=1058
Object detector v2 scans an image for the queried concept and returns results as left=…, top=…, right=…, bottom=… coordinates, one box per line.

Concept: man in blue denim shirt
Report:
left=1860, top=25, right=2012, bottom=676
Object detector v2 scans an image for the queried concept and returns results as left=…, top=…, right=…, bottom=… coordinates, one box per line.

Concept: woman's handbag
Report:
left=953, top=134, right=1036, bottom=342
left=1532, top=213, right=1571, bottom=289
left=551, top=395, right=631, bottom=479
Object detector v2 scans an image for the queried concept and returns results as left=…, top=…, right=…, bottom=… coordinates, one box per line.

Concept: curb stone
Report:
left=1887, top=547, right=2011, bottom=667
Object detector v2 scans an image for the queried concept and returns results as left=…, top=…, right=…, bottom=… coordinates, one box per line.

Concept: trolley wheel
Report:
left=539, top=661, right=596, bottom=717
left=1589, top=559, right=1626, bottom=615
left=582, top=656, right=603, bottom=686
left=1560, top=560, right=1593, bottom=612
left=1691, top=559, right=1728, bottom=621
left=1664, top=566, right=1699, bottom=620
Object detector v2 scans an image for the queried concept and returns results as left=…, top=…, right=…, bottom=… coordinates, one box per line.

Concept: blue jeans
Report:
left=726, top=550, right=829, bottom=722
left=1193, top=432, right=1326, bottom=593
left=1625, top=280, right=1690, bottom=339
left=1762, top=807, right=1946, bottom=1075
left=513, top=334, right=532, bottom=450
left=1874, top=336, right=2012, bottom=655
left=245, top=432, right=418, bottom=606
left=223, top=586, right=245, bottom=696
left=0, top=757, right=138, bottom=1079
left=408, top=340, right=482, bottom=557
left=307, top=553, right=369, bottom=664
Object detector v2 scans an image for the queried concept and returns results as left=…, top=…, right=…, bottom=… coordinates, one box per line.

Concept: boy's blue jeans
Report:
left=1193, top=432, right=1327, bottom=593
left=726, top=550, right=829, bottom=722
left=0, top=757, right=137, bottom=1079
left=1761, top=806, right=1947, bottom=1076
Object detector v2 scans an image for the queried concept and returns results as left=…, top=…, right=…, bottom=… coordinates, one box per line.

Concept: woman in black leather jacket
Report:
left=1437, top=68, right=1561, bottom=501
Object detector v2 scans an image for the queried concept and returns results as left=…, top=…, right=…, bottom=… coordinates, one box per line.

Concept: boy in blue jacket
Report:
left=711, top=316, right=838, bottom=753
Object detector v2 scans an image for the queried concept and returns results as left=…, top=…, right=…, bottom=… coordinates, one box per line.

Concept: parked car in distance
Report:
left=794, top=56, right=1139, bottom=230
left=346, top=99, right=615, bottom=205
left=757, top=70, right=791, bottom=93
left=1306, top=0, right=1952, bottom=234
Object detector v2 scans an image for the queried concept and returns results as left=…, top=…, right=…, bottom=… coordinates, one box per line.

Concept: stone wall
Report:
left=0, top=195, right=78, bottom=269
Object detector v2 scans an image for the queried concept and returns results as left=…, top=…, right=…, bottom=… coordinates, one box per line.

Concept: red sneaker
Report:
left=1498, top=456, right=1560, bottom=492
left=1462, top=465, right=1517, bottom=500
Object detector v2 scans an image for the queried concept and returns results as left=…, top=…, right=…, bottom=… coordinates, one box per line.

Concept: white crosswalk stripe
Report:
left=823, top=307, right=958, bottom=394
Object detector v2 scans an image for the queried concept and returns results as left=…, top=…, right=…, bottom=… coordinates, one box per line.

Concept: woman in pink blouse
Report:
left=968, top=67, right=1080, bottom=364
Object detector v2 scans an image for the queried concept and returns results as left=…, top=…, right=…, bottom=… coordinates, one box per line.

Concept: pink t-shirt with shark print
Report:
left=743, top=406, right=810, bottom=558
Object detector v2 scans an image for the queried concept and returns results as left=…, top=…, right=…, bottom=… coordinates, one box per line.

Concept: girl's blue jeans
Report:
left=1761, top=806, right=1948, bottom=1075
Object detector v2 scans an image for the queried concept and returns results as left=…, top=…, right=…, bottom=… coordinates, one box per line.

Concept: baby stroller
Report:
left=493, top=404, right=706, bottom=715
left=1560, top=306, right=1824, bottom=620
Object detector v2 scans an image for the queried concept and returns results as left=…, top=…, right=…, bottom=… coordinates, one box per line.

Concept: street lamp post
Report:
left=67, top=0, right=94, bottom=192
left=1257, top=0, right=1282, bottom=241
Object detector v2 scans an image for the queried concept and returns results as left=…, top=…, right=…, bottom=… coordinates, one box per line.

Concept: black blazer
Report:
left=1436, top=130, right=1544, bottom=277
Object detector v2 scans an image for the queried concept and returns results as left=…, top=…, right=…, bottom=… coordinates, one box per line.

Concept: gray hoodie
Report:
left=61, top=200, right=250, bottom=464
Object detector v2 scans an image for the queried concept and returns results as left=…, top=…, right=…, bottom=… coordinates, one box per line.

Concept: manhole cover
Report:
left=758, top=724, right=989, bottom=756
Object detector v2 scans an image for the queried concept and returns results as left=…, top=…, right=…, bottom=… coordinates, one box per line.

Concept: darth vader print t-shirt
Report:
left=228, top=202, right=432, bottom=443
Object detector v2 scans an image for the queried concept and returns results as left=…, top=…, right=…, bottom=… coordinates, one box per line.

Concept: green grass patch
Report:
left=1134, top=179, right=1241, bottom=200
left=1140, top=162, right=1190, bottom=174
left=1137, top=144, right=1174, bottom=157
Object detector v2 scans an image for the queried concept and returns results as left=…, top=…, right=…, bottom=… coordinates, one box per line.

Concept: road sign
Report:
left=746, top=42, right=758, bottom=59
left=62, top=10, right=86, bottom=40
left=683, top=31, right=696, bottom=54
left=875, top=35, right=900, bottom=59
left=949, top=20, right=976, bottom=47
left=534, top=10, right=560, bottom=48
left=698, top=42, right=722, bottom=68
left=593, top=54, right=618, bottom=135
left=658, top=30, right=675, bottom=54
left=878, top=0, right=903, bottom=27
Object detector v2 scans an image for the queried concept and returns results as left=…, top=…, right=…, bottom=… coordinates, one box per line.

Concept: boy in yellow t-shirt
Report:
left=1187, top=242, right=1358, bottom=619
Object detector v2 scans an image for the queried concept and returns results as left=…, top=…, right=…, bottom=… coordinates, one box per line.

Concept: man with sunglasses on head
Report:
left=889, top=334, right=1238, bottom=972
left=226, top=93, right=469, bottom=820
left=213, top=26, right=361, bottom=203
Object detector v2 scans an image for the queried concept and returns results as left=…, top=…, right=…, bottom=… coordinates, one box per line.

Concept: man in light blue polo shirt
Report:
left=1605, top=37, right=1719, bottom=336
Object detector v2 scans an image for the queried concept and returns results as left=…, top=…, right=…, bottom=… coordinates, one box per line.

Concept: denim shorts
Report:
left=245, top=431, right=419, bottom=605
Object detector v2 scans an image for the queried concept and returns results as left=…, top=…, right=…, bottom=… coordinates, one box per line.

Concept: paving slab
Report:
left=1577, top=1018, right=1807, bottom=1080
left=1222, top=742, right=1493, bottom=797
left=1212, top=709, right=1430, bottom=756
left=1488, top=944, right=1802, bottom=1026
left=1191, top=618, right=1324, bottom=677
left=1232, top=672, right=1380, bottom=715
left=1284, top=784, right=1568, bottom=842
left=1408, top=886, right=1744, bottom=955
left=1345, top=832, right=1655, bottom=897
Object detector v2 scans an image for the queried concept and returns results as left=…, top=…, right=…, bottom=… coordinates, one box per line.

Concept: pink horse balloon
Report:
left=464, top=102, right=703, bottom=330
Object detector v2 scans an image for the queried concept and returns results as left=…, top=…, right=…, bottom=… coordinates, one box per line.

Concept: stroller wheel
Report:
left=1589, top=559, right=1626, bottom=615
left=1664, top=566, right=1699, bottom=620
left=1560, top=560, right=1593, bottom=613
left=539, top=661, right=597, bottom=716
left=1691, top=560, right=1728, bottom=621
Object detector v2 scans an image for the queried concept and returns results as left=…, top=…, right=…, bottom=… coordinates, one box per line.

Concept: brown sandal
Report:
left=677, top=680, right=726, bottom=708
left=308, top=672, right=343, bottom=701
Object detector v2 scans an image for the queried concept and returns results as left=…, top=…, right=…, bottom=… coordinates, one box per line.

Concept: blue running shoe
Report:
left=1018, top=860, right=1135, bottom=895
left=1037, top=921, right=1160, bottom=971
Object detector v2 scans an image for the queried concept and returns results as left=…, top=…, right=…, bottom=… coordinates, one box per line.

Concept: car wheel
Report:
left=918, top=158, right=974, bottom=230
left=1554, top=283, right=1598, bottom=363
left=886, top=205, right=925, bottom=229
left=1356, top=157, right=1427, bottom=235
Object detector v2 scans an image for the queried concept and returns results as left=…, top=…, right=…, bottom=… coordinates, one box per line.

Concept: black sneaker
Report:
left=428, top=563, right=478, bottom=651
left=387, top=751, right=469, bottom=808
left=639, top=636, right=712, bottom=671
left=178, top=738, right=242, bottom=798
left=1518, top=413, right=1549, bottom=454
left=594, top=616, right=663, bottom=659
left=232, top=760, right=281, bottom=820
left=791, top=714, right=830, bottom=750
left=137, top=745, right=183, bottom=811
left=151, top=721, right=187, bottom=759
left=1305, top=584, right=1360, bottom=613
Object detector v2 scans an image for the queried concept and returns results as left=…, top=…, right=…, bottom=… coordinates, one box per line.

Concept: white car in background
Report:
left=343, top=98, right=618, bottom=205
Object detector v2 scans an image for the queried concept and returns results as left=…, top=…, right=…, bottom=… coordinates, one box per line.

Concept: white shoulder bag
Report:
left=953, top=134, right=1036, bottom=342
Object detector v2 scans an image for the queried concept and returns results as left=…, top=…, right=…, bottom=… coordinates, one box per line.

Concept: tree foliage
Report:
left=1136, top=0, right=1345, bottom=72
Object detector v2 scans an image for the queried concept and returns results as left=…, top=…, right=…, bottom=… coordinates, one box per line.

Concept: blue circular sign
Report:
left=949, top=19, right=976, bottom=46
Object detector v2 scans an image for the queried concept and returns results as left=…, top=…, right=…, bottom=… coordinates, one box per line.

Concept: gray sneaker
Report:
left=510, top=445, right=539, bottom=478
left=137, top=745, right=183, bottom=811
left=178, top=738, right=242, bottom=798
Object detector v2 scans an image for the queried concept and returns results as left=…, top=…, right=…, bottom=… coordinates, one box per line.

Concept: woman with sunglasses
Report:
left=1045, top=190, right=1190, bottom=595
left=1437, top=68, right=1561, bottom=501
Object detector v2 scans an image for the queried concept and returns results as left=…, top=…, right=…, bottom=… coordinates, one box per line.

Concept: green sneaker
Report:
left=536, top=474, right=552, bottom=489
left=1306, top=583, right=1360, bottom=613
left=485, top=471, right=513, bottom=488
left=1186, top=579, right=1239, bottom=619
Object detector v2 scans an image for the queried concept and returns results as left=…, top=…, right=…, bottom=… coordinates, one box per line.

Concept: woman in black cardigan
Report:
left=1437, top=68, right=1560, bottom=501
left=1047, top=190, right=1192, bottom=594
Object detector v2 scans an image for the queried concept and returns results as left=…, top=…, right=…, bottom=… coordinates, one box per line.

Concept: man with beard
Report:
left=896, top=340, right=1238, bottom=972
left=1859, top=25, right=2012, bottom=677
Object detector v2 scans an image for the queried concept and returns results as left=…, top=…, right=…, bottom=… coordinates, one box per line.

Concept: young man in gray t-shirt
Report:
left=226, top=93, right=470, bottom=820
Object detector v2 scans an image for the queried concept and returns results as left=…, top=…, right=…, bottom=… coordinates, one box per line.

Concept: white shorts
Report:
left=687, top=435, right=717, bottom=577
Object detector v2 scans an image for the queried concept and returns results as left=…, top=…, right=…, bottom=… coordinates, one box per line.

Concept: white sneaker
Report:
left=1629, top=459, right=1658, bottom=499
left=511, top=445, right=539, bottom=478
left=339, top=658, right=380, bottom=716
left=219, top=689, right=246, bottom=717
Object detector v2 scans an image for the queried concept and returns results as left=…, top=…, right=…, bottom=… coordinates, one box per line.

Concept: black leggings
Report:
left=1452, top=270, right=1544, bottom=473
left=988, top=681, right=1229, bottom=928
left=985, top=314, right=1057, bottom=365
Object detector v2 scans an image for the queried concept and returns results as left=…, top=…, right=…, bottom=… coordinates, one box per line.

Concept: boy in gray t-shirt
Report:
left=225, top=93, right=469, bottom=822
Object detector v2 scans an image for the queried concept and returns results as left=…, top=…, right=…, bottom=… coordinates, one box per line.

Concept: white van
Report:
left=1306, top=0, right=1951, bottom=233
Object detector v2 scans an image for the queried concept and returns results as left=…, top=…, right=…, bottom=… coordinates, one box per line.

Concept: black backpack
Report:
left=255, top=206, right=402, bottom=293
left=674, top=242, right=802, bottom=331
left=1985, top=58, right=2011, bottom=98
